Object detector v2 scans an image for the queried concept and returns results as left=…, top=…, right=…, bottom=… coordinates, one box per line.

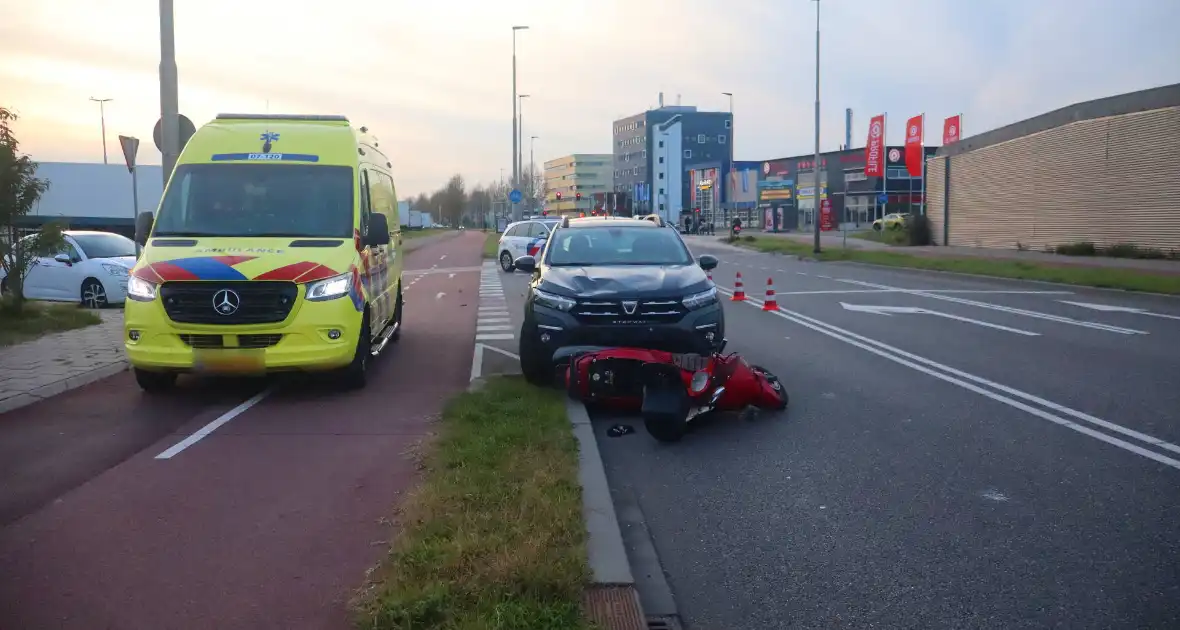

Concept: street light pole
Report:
left=812, top=0, right=822, bottom=254
left=159, top=0, right=180, bottom=187
left=88, top=97, right=113, bottom=164
left=530, top=134, right=538, bottom=211
left=518, top=94, right=529, bottom=195
left=722, top=91, right=733, bottom=225
left=511, top=25, right=529, bottom=222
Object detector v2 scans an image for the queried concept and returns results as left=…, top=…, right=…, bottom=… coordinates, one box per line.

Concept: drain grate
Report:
left=647, top=616, right=683, bottom=630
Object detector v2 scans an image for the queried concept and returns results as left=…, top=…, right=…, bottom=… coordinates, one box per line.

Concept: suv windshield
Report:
left=547, top=226, right=692, bottom=266
left=153, top=164, right=355, bottom=238
left=72, top=233, right=136, bottom=258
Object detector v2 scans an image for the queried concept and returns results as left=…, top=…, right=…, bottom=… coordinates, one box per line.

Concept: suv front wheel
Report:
left=518, top=323, right=552, bottom=386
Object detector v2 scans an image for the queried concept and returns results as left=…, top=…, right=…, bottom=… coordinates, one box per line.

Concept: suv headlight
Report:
left=534, top=288, right=576, bottom=312
left=682, top=287, right=718, bottom=310
left=126, top=275, right=157, bottom=301
left=102, top=263, right=129, bottom=277
left=306, top=272, right=353, bottom=301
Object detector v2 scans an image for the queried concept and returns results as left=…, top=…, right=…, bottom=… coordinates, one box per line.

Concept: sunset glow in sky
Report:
left=3, top=0, right=1178, bottom=196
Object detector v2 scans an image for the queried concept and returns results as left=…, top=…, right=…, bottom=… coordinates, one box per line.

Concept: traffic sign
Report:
left=153, top=114, right=196, bottom=152
left=118, top=135, right=140, bottom=173
left=877, top=193, right=888, bottom=204
left=509, top=189, right=523, bottom=204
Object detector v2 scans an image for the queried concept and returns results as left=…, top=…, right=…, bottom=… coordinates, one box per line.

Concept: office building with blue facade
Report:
left=612, top=97, right=732, bottom=221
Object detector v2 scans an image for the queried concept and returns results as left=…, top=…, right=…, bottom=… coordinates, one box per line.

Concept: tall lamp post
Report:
left=511, top=25, right=529, bottom=221
left=159, top=0, right=180, bottom=186
left=518, top=93, right=530, bottom=195
left=722, top=91, right=733, bottom=225
left=88, top=97, right=113, bottom=164
left=811, top=0, right=822, bottom=254
left=530, top=135, right=539, bottom=212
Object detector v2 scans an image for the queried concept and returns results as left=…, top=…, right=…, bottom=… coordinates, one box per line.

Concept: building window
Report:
left=659, top=188, right=664, bottom=195
left=659, top=203, right=665, bottom=211
left=725, top=119, right=732, bottom=129
left=658, top=156, right=664, bottom=164
left=684, top=149, right=693, bottom=159
left=659, top=172, right=665, bottom=179
left=718, top=134, right=727, bottom=144
left=658, top=140, right=664, bottom=148
left=697, top=134, right=707, bottom=144
left=642, top=150, right=647, bottom=158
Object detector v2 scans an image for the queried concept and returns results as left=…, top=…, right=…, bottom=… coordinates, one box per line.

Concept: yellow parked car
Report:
left=125, top=113, right=403, bottom=392
left=872, top=213, right=909, bottom=231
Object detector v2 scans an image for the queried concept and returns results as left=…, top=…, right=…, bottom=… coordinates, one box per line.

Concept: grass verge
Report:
left=354, top=376, right=591, bottom=630
left=0, top=299, right=103, bottom=346
left=851, top=229, right=908, bottom=246
left=483, top=231, right=499, bottom=259
left=731, top=236, right=1180, bottom=294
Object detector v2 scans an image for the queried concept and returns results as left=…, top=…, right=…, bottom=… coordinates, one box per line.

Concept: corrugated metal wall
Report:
left=933, top=106, right=1180, bottom=251
left=926, top=158, right=945, bottom=244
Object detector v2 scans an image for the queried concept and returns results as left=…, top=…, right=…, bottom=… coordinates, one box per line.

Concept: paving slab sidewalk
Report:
left=0, top=310, right=127, bottom=415
left=755, top=231, right=1180, bottom=275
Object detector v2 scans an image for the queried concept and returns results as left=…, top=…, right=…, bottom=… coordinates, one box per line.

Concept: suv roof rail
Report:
left=215, top=113, right=350, bottom=122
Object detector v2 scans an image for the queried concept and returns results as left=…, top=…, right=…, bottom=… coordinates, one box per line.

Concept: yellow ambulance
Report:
left=125, top=114, right=403, bottom=391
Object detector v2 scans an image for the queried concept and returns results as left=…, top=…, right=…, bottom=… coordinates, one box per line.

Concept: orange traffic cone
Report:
left=763, top=277, right=778, bottom=311
left=731, top=272, right=746, bottom=301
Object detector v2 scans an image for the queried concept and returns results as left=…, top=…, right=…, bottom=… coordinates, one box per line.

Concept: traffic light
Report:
left=541, top=210, right=548, bottom=216
left=575, top=192, right=582, bottom=201
left=555, top=192, right=562, bottom=201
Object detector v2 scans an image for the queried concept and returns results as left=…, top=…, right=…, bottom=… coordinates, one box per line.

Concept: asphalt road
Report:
left=498, top=235, right=1180, bottom=629
left=0, top=231, right=487, bottom=630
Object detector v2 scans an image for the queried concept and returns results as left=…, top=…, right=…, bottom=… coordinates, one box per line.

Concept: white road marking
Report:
left=835, top=278, right=1147, bottom=335
left=476, top=325, right=513, bottom=332
left=477, top=317, right=511, bottom=324
left=475, top=333, right=516, bottom=341
left=470, top=342, right=521, bottom=381
left=405, top=265, right=481, bottom=276
left=1059, top=301, right=1180, bottom=321
left=449, top=273, right=455, bottom=279
left=717, top=286, right=1180, bottom=469
left=155, top=389, right=272, bottom=459
left=840, top=302, right=1041, bottom=336
left=435, top=292, right=446, bottom=300
left=440, top=254, right=447, bottom=260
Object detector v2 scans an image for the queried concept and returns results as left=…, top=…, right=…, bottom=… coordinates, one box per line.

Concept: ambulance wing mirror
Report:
left=366, top=213, right=391, bottom=247
left=134, top=212, right=155, bottom=246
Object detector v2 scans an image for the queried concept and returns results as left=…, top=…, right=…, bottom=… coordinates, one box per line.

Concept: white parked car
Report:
left=0, top=230, right=136, bottom=308
left=496, top=218, right=562, bottom=272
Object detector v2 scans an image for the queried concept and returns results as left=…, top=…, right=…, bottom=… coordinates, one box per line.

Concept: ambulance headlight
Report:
left=306, top=273, right=353, bottom=301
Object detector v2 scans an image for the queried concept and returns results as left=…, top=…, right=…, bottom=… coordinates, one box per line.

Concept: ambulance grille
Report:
left=160, top=281, right=298, bottom=325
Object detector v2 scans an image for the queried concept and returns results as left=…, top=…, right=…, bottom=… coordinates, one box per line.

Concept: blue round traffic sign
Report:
left=509, top=189, right=523, bottom=204
left=877, top=193, right=888, bottom=204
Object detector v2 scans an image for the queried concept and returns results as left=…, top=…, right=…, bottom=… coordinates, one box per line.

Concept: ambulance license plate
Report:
left=193, top=349, right=266, bottom=375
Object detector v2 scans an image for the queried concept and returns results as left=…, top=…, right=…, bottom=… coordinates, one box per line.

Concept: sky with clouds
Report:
left=2, top=0, right=1178, bottom=197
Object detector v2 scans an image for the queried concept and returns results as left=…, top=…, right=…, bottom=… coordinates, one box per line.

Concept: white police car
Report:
left=497, top=218, right=561, bottom=272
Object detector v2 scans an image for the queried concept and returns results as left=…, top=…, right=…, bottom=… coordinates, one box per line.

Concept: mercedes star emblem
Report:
left=213, top=289, right=241, bottom=315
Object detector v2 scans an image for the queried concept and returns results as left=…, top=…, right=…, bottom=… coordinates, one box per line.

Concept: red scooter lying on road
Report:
left=554, top=342, right=788, bottom=442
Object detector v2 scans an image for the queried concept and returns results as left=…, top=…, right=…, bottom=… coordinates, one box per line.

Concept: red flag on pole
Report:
left=864, top=114, right=886, bottom=177
left=904, top=114, right=924, bottom=178
left=942, top=114, right=961, bottom=145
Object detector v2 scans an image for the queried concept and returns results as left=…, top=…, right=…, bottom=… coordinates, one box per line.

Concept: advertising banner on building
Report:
left=820, top=198, right=834, bottom=231
left=942, top=114, right=962, bottom=145
left=728, top=167, right=758, bottom=206
left=905, top=114, right=925, bottom=177
left=864, top=114, right=886, bottom=177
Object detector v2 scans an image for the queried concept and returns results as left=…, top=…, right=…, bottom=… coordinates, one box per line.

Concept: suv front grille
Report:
left=573, top=299, right=687, bottom=325
left=160, top=281, right=298, bottom=325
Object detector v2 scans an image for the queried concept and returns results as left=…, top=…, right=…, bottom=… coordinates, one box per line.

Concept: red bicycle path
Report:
left=0, top=231, right=486, bottom=630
